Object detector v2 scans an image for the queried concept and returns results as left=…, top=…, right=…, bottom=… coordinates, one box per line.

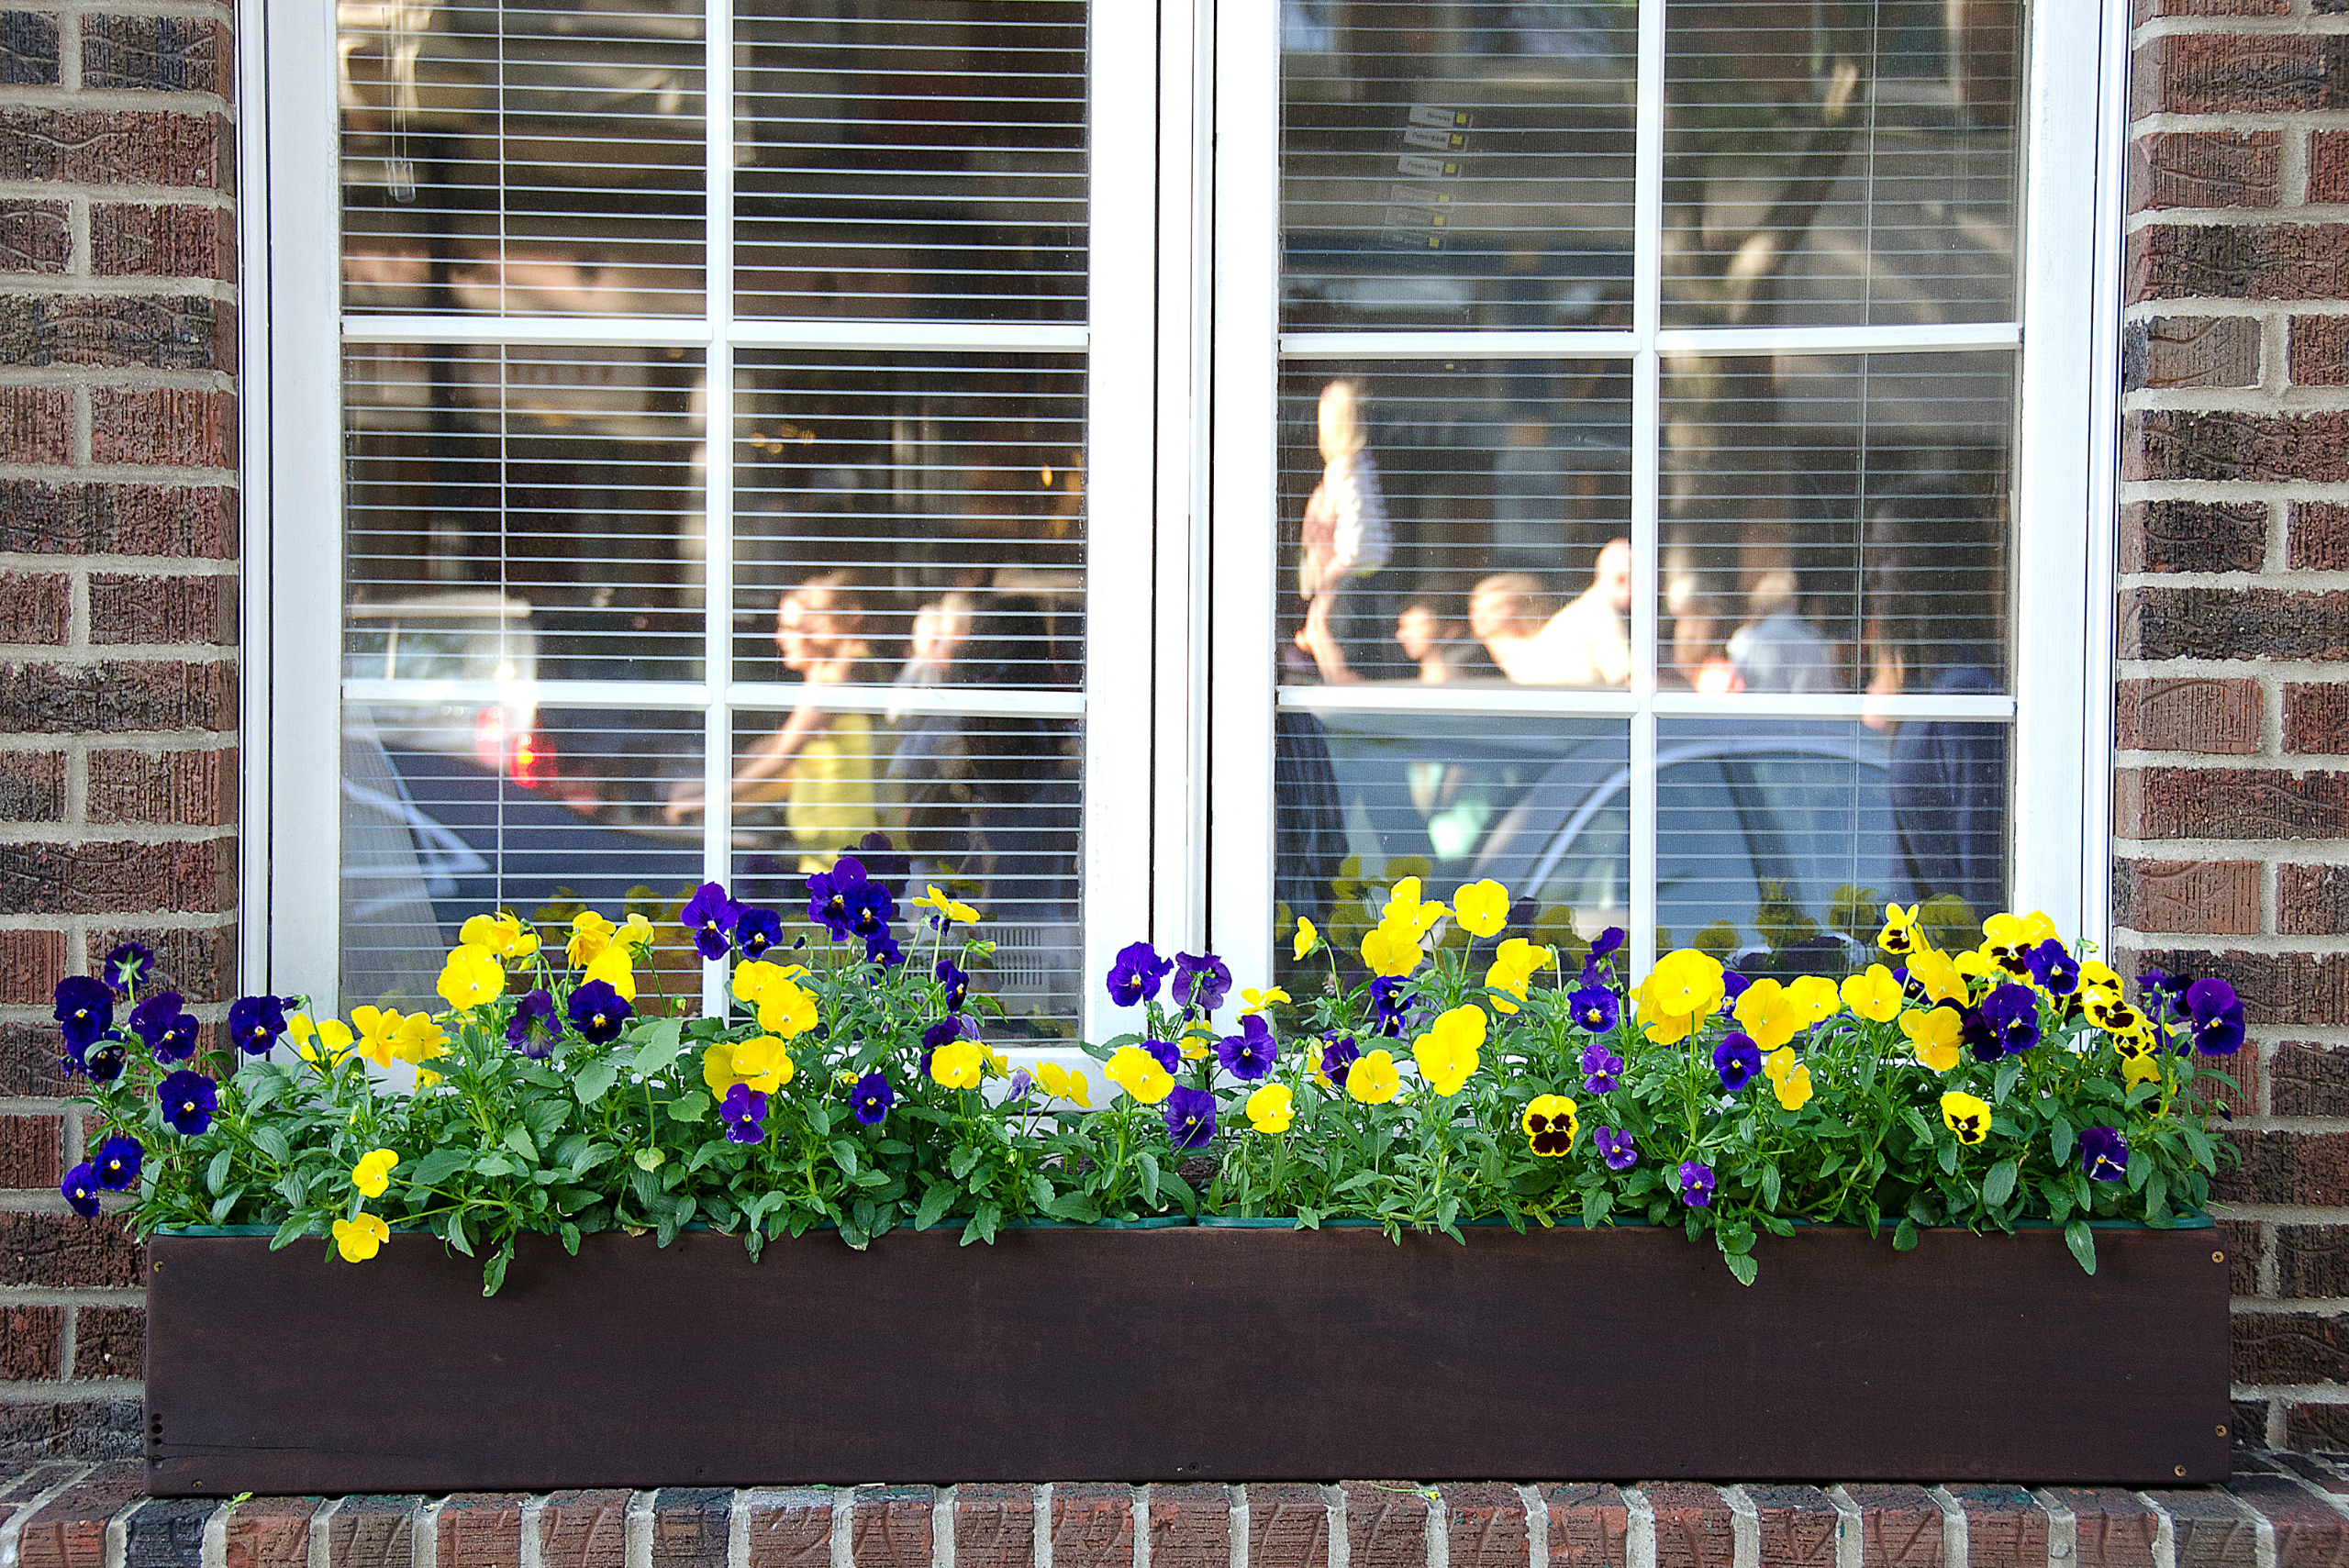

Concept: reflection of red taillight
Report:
left=473, top=707, right=507, bottom=773
left=512, top=731, right=546, bottom=789
left=474, top=707, right=547, bottom=788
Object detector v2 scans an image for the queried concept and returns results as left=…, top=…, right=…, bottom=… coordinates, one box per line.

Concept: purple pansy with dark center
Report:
left=83, top=1041, right=126, bottom=1084
left=1163, top=1085, right=1216, bottom=1150
left=103, top=941, right=154, bottom=995
left=1107, top=940, right=1174, bottom=1008
left=227, top=994, right=288, bottom=1054
left=733, top=906, right=783, bottom=960
left=52, top=976, right=113, bottom=1051
left=2026, top=939, right=2080, bottom=999
left=851, top=1071, right=894, bottom=1127
left=1171, top=951, right=1232, bottom=1015
left=1589, top=927, right=1625, bottom=961
left=721, top=1084, right=768, bottom=1144
left=936, top=959, right=970, bottom=1011
left=566, top=980, right=631, bottom=1045
left=1369, top=975, right=1412, bottom=1038
left=1720, top=972, right=1752, bottom=1011
left=129, top=993, right=200, bottom=1064
left=1142, top=1038, right=1181, bottom=1076
left=806, top=855, right=871, bottom=941
left=1568, top=984, right=1619, bottom=1034
left=2080, top=1126, right=2129, bottom=1182
left=1676, top=1160, right=1716, bottom=1208
left=2139, top=967, right=2191, bottom=1018
left=850, top=884, right=896, bottom=941
left=1006, top=1069, right=1034, bottom=1102
left=61, top=1162, right=99, bottom=1218
left=922, top=1017, right=964, bottom=1051
left=1961, top=1006, right=2002, bottom=1064
left=2185, top=978, right=2244, bottom=1056
left=1594, top=1125, right=1637, bottom=1172
left=1714, top=1032, right=1763, bottom=1094
left=1580, top=1041, right=1623, bottom=1095
left=157, top=1069, right=217, bottom=1136
left=1216, top=1014, right=1278, bottom=1082
left=1319, top=1034, right=1359, bottom=1087
left=1977, top=984, right=2043, bottom=1058
left=681, top=882, right=742, bottom=961
left=94, top=1134, right=142, bottom=1191
left=864, top=931, right=904, bottom=969
left=507, top=988, right=560, bottom=1058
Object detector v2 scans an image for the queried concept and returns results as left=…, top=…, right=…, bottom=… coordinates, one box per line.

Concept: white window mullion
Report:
left=1629, top=0, right=1667, bottom=980
left=700, top=0, right=736, bottom=1020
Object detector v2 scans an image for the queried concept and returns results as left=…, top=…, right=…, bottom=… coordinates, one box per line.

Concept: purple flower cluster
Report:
left=1216, top=1015, right=1277, bottom=1081
left=807, top=856, right=902, bottom=965
left=1171, top=951, right=1232, bottom=1015
left=1319, top=1035, right=1360, bottom=1088
left=130, top=993, right=200, bottom=1064
left=1107, top=940, right=1174, bottom=1007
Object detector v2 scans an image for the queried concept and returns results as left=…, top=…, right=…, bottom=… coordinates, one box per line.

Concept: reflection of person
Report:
left=665, top=571, right=883, bottom=872
left=953, top=597, right=1079, bottom=923
left=1467, top=573, right=1555, bottom=682
left=1527, top=537, right=1633, bottom=687
left=884, top=592, right=977, bottom=870
left=1296, top=380, right=1395, bottom=684
left=1395, top=599, right=1500, bottom=684
left=1862, top=488, right=2006, bottom=916
left=1727, top=567, right=1838, bottom=694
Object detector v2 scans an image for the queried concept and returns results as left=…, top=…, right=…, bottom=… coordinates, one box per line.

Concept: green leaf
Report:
left=503, top=1125, right=538, bottom=1164
left=1029, top=1173, right=1054, bottom=1212
left=1992, top=1059, right=2021, bottom=1104
left=2065, top=1218, right=2098, bottom=1275
left=1725, top=1251, right=1759, bottom=1286
left=2049, top=1117, right=2076, bottom=1167
left=1893, top=1218, right=1920, bottom=1251
left=949, top=1144, right=979, bottom=1181
left=1759, top=1164, right=1781, bottom=1208
left=668, top=1092, right=710, bottom=1124
left=207, top=1187, right=243, bottom=1225
left=1137, top=1151, right=1161, bottom=1205
left=560, top=1222, right=581, bottom=1255
left=1937, top=1140, right=1960, bottom=1176
left=473, top=1153, right=517, bottom=1178
left=830, top=1139, right=862, bottom=1177
left=251, top=1126, right=291, bottom=1164
left=633, top=1019, right=684, bottom=1074
left=270, top=1216, right=312, bottom=1250
left=1581, top=1186, right=1613, bottom=1229
left=915, top=1180, right=956, bottom=1231
left=573, top=1060, right=620, bottom=1108
left=413, top=1146, right=470, bottom=1184
left=482, top=1247, right=510, bottom=1297
left=205, top=1149, right=232, bottom=1195
left=1983, top=1161, right=2018, bottom=1208
left=1041, top=1192, right=1101, bottom=1224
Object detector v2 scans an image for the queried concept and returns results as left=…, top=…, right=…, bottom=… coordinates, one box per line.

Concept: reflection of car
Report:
left=346, top=592, right=544, bottom=784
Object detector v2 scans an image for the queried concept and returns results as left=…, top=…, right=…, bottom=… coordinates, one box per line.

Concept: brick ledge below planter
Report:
left=9, top=1452, right=2349, bottom=1568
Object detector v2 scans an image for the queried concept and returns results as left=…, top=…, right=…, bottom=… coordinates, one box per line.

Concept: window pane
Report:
left=1658, top=348, right=2014, bottom=695
left=1277, top=360, right=1633, bottom=686
left=735, top=0, right=1087, bottom=323
left=1282, top=2, right=1637, bottom=331
left=732, top=351, right=1086, bottom=682
left=340, top=2, right=706, bottom=317
left=1662, top=0, right=2023, bottom=328
left=1277, top=713, right=1631, bottom=984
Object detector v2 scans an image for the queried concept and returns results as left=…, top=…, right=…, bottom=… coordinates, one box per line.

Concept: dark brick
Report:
left=2129, top=135, right=2280, bottom=214
left=1052, top=1483, right=1134, bottom=1568
left=86, top=925, right=234, bottom=1006
left=2294, top=506, right=2349, bottom=573
left=0, top=573, right=70, bottom=646
left=0, top=483, right=236, bottom=558
left=89, top=573, right=236, bottom=646
left=1249, top=1485, right=1330, bottom=1568
left=2115, top=859, right=2261, bottom=936
left=2277, top=1225, right=2349, bottom=1297
left=0, top=12, right=59, bottom=84
left=0, top=1212, right=141, bottom=1287
left=82, top=15, right=224, bottom=94
left=1745, top=1486, right=1837, bottom=1568
left=2229, top=1473, right=2349, bottom=1567
left=0, top=1303, right=60, bottom=1380
left=2122, top=501, right=2267, bottom=577
left=0, top=294, right=233, bottom=373
left=0, top=1019, right=68, bottom=1095
left=2129, top=413, right=2349, bottom=485
left=2219, top=1131, right=2349, bottom=1207
left=90, top=387, right=236, bottom=468
left=223, top=1498, right=321, bottom=1568
left=128, top=1497, right=217, bottom=1568
left=0, top=750, right=66, bottom=822
left=2124, top=315, right=2262, bottom=393
left=2283, top=866, right=2349, bottom=936
left=1150, top=1485, right=1228, bottom=1568
left=2317, top=133, right=2349, bottom=206
left=2293, top=317, right=2348, bottom=388
left=2, top=1462, right=85, bottom=1502
left=440, top=1496, right=527, bottom=1568
left=0, top=1402, right=139, bottom=1461
left=2136, top=33, right=2349, bottom=117
left=2133, top=0, right=2288, bottom=16
left=2118, top=679, right=2260, bottom=756
left=0, top=200, right=70, bottom=273
left=0, top=661, right=238, bottom=734
left=542, top=1492, right=635, bottom=1568
left=2277, top=1041, right=2349, bottom=1118
left=2221, top=1220, right=2262, bottom=1298
left=0, top=386, right=72, bottom=466
left=1442, top=1485, right=1526, bottom=1568
left=744, top=1492, right=831, bottom=1568
left=1544, top=1485, right=1628, bottom=1568
left=651, top=1490, right=730, bottom=1568
left=851, top=1487, right=932, bottom=1568
left=86, top=747, right=238, bottom=827
left=16, top=1462, right=146, bottom=1568
left=2284, top=687, right=2349, bottom=757
left=0, top=1112, right=61, bottom=1188
left=1643, top=1485, right=1734, bottom=1568
left=0, top=839, right=237, bottom=916
left=1838, top=1485, right=1939, bottom=1568
left=2130, top=226, right=2349, bottom=305
left=92, top=204, right=230, bottom=279
left=2118, top=769, right=2349, bottom=841
left=952, top=1485, right=1033, bottom=1568
left=1343, top=1485, right=1431, bottom=1568
left=72, top=1305, right=142, bottom=1380
left=2235, top=1310, right=2349, bottom=1385
left=2139, top=1493, right=2254, bottom=1568
left=1945, top=1486, right=2045, bottom=1568
left=325, top=1496, right=427, bottom=1568
left=0, top=108, right=229, bottom=190
left=0, top=927, right=66, bottom=1003
left=2287, top=1403, right=2349, bottom=1453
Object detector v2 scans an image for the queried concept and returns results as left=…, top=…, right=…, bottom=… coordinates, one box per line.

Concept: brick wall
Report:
left=0, top=1, right=237, bottom=1456
left=2118, top=0, right=2349, bottom=1451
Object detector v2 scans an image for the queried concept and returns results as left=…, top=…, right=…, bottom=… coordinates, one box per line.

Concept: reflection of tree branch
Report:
left=1715, top=56, right=1866, bottom=324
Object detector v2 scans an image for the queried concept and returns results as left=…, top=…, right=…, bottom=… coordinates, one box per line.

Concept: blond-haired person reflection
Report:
left=665, top=570, right=884, bottom=872
left=1473, top=541, right=1634, bottom=687
left=1468, top=573, right=1555, bottom=683
left=1295, top=379, right=1394, bottom=684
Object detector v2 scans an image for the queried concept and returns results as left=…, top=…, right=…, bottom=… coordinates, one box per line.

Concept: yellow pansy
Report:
left=437, top=945, right=507, bottom=1012
left=1411, top=1004, right=1486, bottom=1097
left=1381, top=877, right=1449, bottom=940
left=930, top=1040, right=986, bottom=1090
left=1842, top=964, right=1905, bottom=1023
left=1347, top=1049, right=1402, bottom=1105
left=2086, top=990, right=2149, bottom=1038
left=1953, top=948, right=1998, bottom=984
left=616, top=913, right=658, bottom=952
left=350, top=1148, right=399, bottom=1198
left=415, top=1069, right=443, bottom=1089
left=1940, top=1090, right=1992, bottom=1145
left=289, top=1012, right=354, bottom=1065
left=1905, top=946, right=1968, bottom=1006
left=1769, top=1055, right=1814, bottom=1111
left=460, top=911, right=539, bottom=961
left=351, top=1006, right=405, bottom=1069
left=1293, top=917, right=1320, bottom=962
left=1240, top=986, right=1291, bottom=1017
left=568, top=910, right=615, bottom=968
left=2115, top=1035, right=2163, bottom=1088
left=332, top=1212, right=390, bottom=1262
left=584, top=945, right=637, bottom=1004
left=1636, top=949, right=1727, bottom=1044
left=1978, top=913, right=2038, bottom=977
left=1177, top=1024, right=1215, bottom=1061
left=1483, top=938, right=1551, bottom=1016
left=393, top=1012, right=448, bottom=1063
left=705, top=1036, right=795, bottom=1097
left=1103, top=1044, right=1174, bottom=1106
left=1037, top=1061, right=1092, bottom=1108
left=912, top=884, right=982, bottom=925
left=1900, top=1005, right=1965, bottom=1073
left=1452, top=879, right=1509, bottom=940
left=755, top=977, right=818, bottom=1040
left=1877, top=903, right=1923, bottom=956
left=1361, top=919, right=1424, bottom=980
left=1522, top=1094, right=1578, bottom=1156
left=1692, top=920, right=1740, bottom=962
left=1246, top=1082, right=1295, bottom=1135
left=1786, top=975, right=1842, bottom=1026
left=1732, top=980, right=1803, bottom=1051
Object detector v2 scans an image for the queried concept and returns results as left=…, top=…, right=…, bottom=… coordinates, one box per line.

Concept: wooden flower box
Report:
left=143, top=1220, right=2229, bottom=1496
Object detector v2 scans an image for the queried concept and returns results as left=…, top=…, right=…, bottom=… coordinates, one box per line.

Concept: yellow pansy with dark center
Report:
left=1877, top=903, right=1920, bottom=955
left=1941, top=1090, right=1992, bottom=1145
left=1521, top=1093, right=1578, bottom=1156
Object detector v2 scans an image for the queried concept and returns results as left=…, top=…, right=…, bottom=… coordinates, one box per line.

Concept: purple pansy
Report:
left=2080, top=1125, right=2129, bottom=1182
left=82, top=1041, right=125, bottom=1084
left=129, top=993, right=199, bottom=1064
left=733, top=906, right=783, bottom=960
left=2026, top=939, right=2080, bottom=999
left=1319, top=1034, right=1360, bottom=1088
left=566, top=980, right=631, bottom=1045
left=852, top=1071, right=895, bottom=1127
left=1216, top=1015, right=1278, bottom=1082
left=721, top=1083, right=768, bottom=1144
left=1171, top=951, right=1232, bottom=1014
left=52, top=976, right=112, bottom=1052
left=1676, top=1159, right=1716, bottom=1208
left=863, top=931, right=904, bottom=969
left=1594, top=1125, right=1637, bottom=1172
left=157, top=1069, right=217, bottom=1136
left=1581, top=1041, right=1623, bottom=1096
left=227, top=994, right=288, bottom=1055
left=1977, top=984, right=2043, bottom=1058
left=2185, top=978, right=2244, bottom=1056
left=922, top=1017, right=964, bottom=1051
left=61, top=1162, right=100, bottom=1218
left=1714, top=1032, right=1763, bottom=1094
left=507, top=988, right=560, bottom=1058
left=94, top=1134, right=142, bottom=1191
left=1163, top=1084, right=1216, bottom=1150
left=1568, top=984, right=1619, bottom=1034
left=1369, top=975, right=1412, bottom=1038
left=806, top=855, right=872, bottom=942
left=103, top=941, right=154, bottom=995
left=682, top=882, right=742, bottom=961
left=1142, top=1038, right=1182, bottom=1076
left=936, top=959, right=970, bottom=1011
left=1107, top=940, right=1174, bottom=1008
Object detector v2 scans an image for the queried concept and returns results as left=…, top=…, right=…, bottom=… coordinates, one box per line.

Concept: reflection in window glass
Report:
left=1276, top=361, right=1632, bottom=686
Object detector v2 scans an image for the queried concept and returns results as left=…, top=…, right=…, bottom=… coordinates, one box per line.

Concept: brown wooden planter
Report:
left=144, top=1221, right=2230, bottom=1496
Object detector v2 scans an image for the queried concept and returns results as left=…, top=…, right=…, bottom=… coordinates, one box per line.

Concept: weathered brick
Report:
left=2142, top=1491, right=2255, bottom=1568
left=2273, top=1042, right=2349, bottom=1118
left=2, top=1462, right=86, bottom=1503
left=1151, top=1485, right=1229, bottom=1568
left=0, top=108, right=229, bottom=190
left=2283, top=866, right=2349, bottom=936
left=0, top=11, right=59, bottom=84
left=0, top=385, right=73, bottom=466
left=2220, top=1130, right=2349, bottom=1207
left=15, top=1462, right=145, bottom=1568
left=2116, top=768, right=2349, bottom=840
left=0, top=749, right=66, bottom=822
left=743, top=1491, right=831, bottom=1568
left=2121, top=500, right=2266, bottom=576
left=540, top=1493, right=634, bottom=1568
left=86, top=746, right=237, bottom=826
left=0, top=1401, right=139, bottom=1460
left=1249, top=1485, right=1330, bottom=1568
left=2292, top=317, right=2348, bottom=388
left=2125, top=314, right=2263, bottom=393
left=650, top=1490, right=729, bottom=1568
left=89, top=573, right=236, bottom=646
left=0, top=294, right=233, bottom=373
left=1643, top=1485, right=1734, bottom=1568
left=0, top=483, right=236, bottom=558
left=89, top=387, right=236, bottom=468
left=1052, top=1484, right=1134, bottom=1568
left=2114, top=859, right=2261, bottom=936
left=851, top=1488, right=932, bottom=1568
left=2286, top=1403, right=2349, bottom=1453
left=326, top=1496, right=427, bottom=1568
left=2135, top=34, right=2349, bottom=117
left=1344, top=1485, right=1430, bottom=1568
left=0, top=839, right=236, bottom=916
left=2128, top=413, right=2349, bottom=485
left=1544, top=1485, right=1628, bottom=1568
left=2133, top=0, right=2288, bottom=17
left=0, top=199, right=70, bottom=273
left=87, top=924, right=235, bottom=1004
left=2129, top=135, right=2280, bottom=214
left=2223, top=1219, right=2263, bottom=1298
left=2130, top=226, right=2349, bottom=304
left=222, top=1498, right=320, bottom=1568
left=0, top=1019, right=69, bottom=1095
left=0, top=1303, right=61, bottom=1380
left=2118, top=678, right=2260, bottom=755
left=2235, top=1310, right=2349, bottom=1385
left=0, top=927, right=67, bottom=1004
left=82, top=15, right=225, bottom=95
left=2294, top=506, right=2349, bottom=573
left=1442, top=1485, right=1527, bottom=1568
left=1837, top=1485, right=1939, bottom=1568
left=0, top=1212, right=141, bottom=1287
left=91, top=204, right=230, bottom=279
left=0, top=1111, right=61, bottom=1188
left=0, top=661, right=237, bottom=734
left=2228, top=1473, right=2349, bottom=1567
left=2282, top=1228, right=2349, bottom=1301
left=440, top=1496, right=527, bottom=1568
left=2285, top=687, right=2349, bottom=757
left=127, top=1497, right=216, bottom=1568
left=0, top=573, right=71, bottom=646
left=72, top=1305, right=142, bottom=1380
left=952, top=1486, right=1033, bottom=1568
left=2316, top=132, right=2349, bottom=207
left=1946, top=1488, right=2045, bottom=1568
left=1745, top=1486, right=1837, bottom=1568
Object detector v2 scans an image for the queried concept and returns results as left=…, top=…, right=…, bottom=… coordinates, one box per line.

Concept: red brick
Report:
left=15, top=1462, right=145, bottom=1568
left=2128, top=947, right=2349, bottom=1029
left=0, top=749, right=66, bottom=822
left=326, top=1496, right=427, bottom=1568
left=81, top=15, right=225, bottom=95
left=2293, top=317, right=2348, bottom=388
left=2220, top=1131, right=2349, bottom=1207
left=1151, top=1485, right=1228, bottom=1568
left=2115, top=859, right=2261, bottom=936
left=92, top=203, right=231, bottom=279
left=0, top=293, right=233, bottom=373
left=851, top=1487, right=932, bottom=1568
left=0, top=200, right=70, bottom=273
left=0, top=1303, right=60, bottom=1379
left=2128, top=413, right=2349, bottom=485
left=86, top=746, right=238, bottom=826
left=222, top=1498, right=320, bottom=1568
left=648, top=1491, right=729, bottom=1568
left=2123, top=315, right=2260, bottom=394
left=2294, top=506, right=2349, bottom=573
left=88, top=573, right=236, bottom=646
left=0, top=108, right=229, bottom=189
left=2316, top=133, right=2349, bottom=207
left=1642, top=1485, right=1734, bottom=1568
left=955, top=1486, right=1034, bottom=1568
left=2135, top=34, right=2349, bottom=117
left=2204, top=1040, right=2260, bottom=1121
left=0, top=385, right=72, bottom=466
left=72, top=1305, right=142, bottom=1380
left=2284, top=687, right=2349, bottom=757
left=542, top=1492, right=635, bottom=1568
left=2118, top=678, right=2260, bottom=755
left=1745, top=1486, right=1837, bottom=1568
left=1837, top=1485, right=1940, bottom=1568
left=1052, top=1484, right=1135, bottom=1568
left=0, top=1111, right=61, bottom=1188
left=2130, top=226, right=2349, bottom=304
left=89, top=387, right=236, bottom=468
left=0, top=1020, right=69, bottom=1095
left=1442, top=1485, right=1526, bottom=1568
left=2274, top=1042, right=2349, bottom=1117
left=2235, top=1310, right=2349, bottom=1385
left=0, top=482, right=236, bottom=558
left=2121, top=501, right=2266, bottom=576
left=86, top=924, right=234, bottom=1005
left=1249, top=1485, right=1330, bottom=1568
left=2283, top=866, right=2349, bottom=936
left=0, top=573, right=70, bottom=646
left=2129, top=135, right=2280, bottom=213
left=2132, top=0, right=2287, bottom=17
left=0, top=1212, right=141, bottom=1287
left=2228, top=1473, right=2349, bottom=1568
left=0, top=660, right=238, bottom=734
left=1344, top=1485, right=1430, bottom=1568
left=2140, top=1493, right=2254, bottom=1568
left=0, top=928, right=66, bottom=1004
left=1945, top=1488, right=2045, bottom=1568
left=2223, top=1220, right=2263, bottom=1298
left=0, top=839, right=236, bottom=916
left=1544, top=1485, right=1628, bottom=1568
left=2118, top=768, right=2349, bottom=840
left=440, top=1496, right=527, bottom=1568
